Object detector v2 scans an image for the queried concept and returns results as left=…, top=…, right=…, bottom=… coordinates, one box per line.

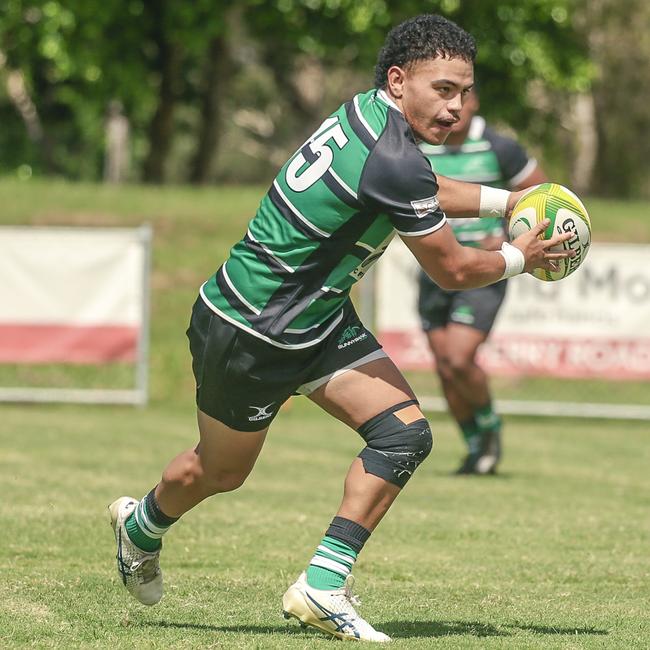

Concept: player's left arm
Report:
left=434, top=175, right=481, bottom=217
left=435, top=175, right=523, bottom=221
left=511, top=162, right=547, bottom=191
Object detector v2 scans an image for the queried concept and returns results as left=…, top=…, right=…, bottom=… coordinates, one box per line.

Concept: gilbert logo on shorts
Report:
left=410, top=195, right=439, bottom=218
left=337, top=325, right=367, bottom=350
left=248, top=402, right=275, bottom=422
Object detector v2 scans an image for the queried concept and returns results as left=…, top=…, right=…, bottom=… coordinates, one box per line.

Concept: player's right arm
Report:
left=402, top=220, right=573, bottom=290
left=356, top=110, right=572, bottom=289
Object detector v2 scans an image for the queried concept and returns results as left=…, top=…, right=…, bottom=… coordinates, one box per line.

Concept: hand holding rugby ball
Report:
left=508, top=183, right=591, bottom=282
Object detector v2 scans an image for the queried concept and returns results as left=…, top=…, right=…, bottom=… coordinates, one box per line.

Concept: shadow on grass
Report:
left=506, top=623, right=608, bottom=636
left=146, top=618, right=608, bottom=639
left=382, top=620, right=608, bottom=639
left=382, top=620, right=507, bottom=638
left=145, top=620, right=309, bottom=636
left=439, top=471, right=516, bottom=480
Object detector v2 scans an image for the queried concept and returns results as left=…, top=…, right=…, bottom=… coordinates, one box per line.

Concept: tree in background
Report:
left=581, top=0, right=650, bottom=197
left=0, top=0, right=229, bottom=183
left=0, top=1, right=647, bottom=197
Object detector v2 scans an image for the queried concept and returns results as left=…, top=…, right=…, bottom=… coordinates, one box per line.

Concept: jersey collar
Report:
left=376, top=88, right=402, bottom=113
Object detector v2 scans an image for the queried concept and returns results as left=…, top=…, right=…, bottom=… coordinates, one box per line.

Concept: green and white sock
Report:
left=460, top=418, right=480, bottom=455
left=124, top=488, right=178, bottom=552
left=306, top=517, right=371, bottom=590
left=475, top=403, right=501, bottom=434
left=306, top=536, right=357, bottom=590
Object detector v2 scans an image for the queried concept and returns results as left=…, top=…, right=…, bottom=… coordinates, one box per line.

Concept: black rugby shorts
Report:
left=186, top=296, right=386, bottom=431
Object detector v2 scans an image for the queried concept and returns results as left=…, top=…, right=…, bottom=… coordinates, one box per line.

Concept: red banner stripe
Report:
left=0, top=324, right=139, bottom=364
left=378, top=330, right=650, bottom=380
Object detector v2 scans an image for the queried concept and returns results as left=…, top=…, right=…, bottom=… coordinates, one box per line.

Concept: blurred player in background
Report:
left=107, top=15, right=570, bottom=643
left=418, top=86, right=547, bottom=475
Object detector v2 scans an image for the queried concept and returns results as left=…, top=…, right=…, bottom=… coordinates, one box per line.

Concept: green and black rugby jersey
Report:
left=420, top=115, right=536, bottom=247
left=201, top=88, right=447, bottom=349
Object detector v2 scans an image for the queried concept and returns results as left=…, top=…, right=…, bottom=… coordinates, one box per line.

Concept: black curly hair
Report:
left=374, top=14, right=477, bottom=89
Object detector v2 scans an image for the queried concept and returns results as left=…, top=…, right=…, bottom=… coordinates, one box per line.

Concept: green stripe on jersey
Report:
left=202, top=89, right=396, bottom=346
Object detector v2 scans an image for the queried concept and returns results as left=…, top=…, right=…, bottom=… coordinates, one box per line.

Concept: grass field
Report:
left=1, top=178, right=650, bottom=648
left=2, top=400, right=649, bottom=648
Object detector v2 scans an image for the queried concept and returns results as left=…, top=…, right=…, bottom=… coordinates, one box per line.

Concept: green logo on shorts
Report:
left=337, top=325, right=367, bottom=349
left=452, top=305, right=475, bottom=325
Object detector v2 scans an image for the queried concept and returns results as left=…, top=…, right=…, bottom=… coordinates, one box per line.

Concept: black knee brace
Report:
left=357, top=400, right=433, bottom=488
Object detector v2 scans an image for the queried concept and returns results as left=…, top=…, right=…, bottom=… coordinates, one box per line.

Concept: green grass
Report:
left=0, top=362, right=135, bottom=390
left=1, top=399, right=649, bottom=648
left=1, top=178, right=650, bottom=647
left=405, top=372, right=650, bottom=407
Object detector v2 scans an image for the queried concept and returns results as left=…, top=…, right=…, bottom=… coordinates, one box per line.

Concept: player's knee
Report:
left=161, top=451, right=202, bottom=491
left=161, top=452, right=248, bottom=495
left=357, top=400, right=433, bottom=489
left=200, top=461, right=250, bottom=494
left=204, top=471, right=248, bottom=494
left=446, top=353, right=474, bottom=380
left=434, top=354, right=454, bottom=382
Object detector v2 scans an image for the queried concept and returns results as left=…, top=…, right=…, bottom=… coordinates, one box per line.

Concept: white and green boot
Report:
left=282, top=572, right=390, bottom=642
left=108, top=496, right=163, bottom=606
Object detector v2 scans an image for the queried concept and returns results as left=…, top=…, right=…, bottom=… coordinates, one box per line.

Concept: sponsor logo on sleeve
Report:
left=410, top=196, right=440, bottom=218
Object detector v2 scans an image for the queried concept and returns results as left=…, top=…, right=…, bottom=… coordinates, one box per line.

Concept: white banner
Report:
left=0, top=226, right=149, bottom=364
left=376, top=239, right=650, bottom=379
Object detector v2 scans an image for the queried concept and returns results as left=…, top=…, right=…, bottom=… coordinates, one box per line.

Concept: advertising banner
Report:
left=376, top=239, right=650, bottom=380
left=0, top=226, right=148, bottom=364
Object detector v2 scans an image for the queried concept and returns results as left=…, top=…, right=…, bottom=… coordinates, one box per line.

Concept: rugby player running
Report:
left=109, top=14, right=573, bottom=643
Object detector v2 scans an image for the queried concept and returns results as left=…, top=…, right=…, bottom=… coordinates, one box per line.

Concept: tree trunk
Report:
left=189, top=35, right=230, bottom=185
left=570, top=92, right=598, bottom=195
left=142, top=6, right=182, bottom=184
left=264, top=48, right=325, bottom=125
left=0, top=53, right=57, bottom=173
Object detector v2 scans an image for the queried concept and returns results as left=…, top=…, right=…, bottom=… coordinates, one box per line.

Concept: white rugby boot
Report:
left=475, top=429, right=501, bottom=475
left=108, top=496, right=163, bottom=606
left=282, top=572, right=391, bottom=642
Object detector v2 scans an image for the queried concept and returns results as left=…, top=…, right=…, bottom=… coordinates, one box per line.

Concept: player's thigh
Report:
left=308, top=356, right=418, bottom=430
left=425, top=326, right=451, bottom=360
left=444, top=282, right=506, bottom=361
left=444, top=323, right=488, bottom=364
left=196, top=409, right=268, bottom=476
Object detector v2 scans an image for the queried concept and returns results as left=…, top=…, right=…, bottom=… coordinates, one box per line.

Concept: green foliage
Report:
left=586, top=0, right=650, bottom=197
left=8, top=1, right=650, bottom=196
left=0, top=0, right=233, bottom=178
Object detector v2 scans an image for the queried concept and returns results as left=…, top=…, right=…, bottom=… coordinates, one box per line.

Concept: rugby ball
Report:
left=509, top=182, right=591, bottom=281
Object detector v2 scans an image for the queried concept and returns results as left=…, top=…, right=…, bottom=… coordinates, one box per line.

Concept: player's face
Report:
left=449, top=87, right=479, bottom=137
left=386, top=57, right=474, bottom=145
